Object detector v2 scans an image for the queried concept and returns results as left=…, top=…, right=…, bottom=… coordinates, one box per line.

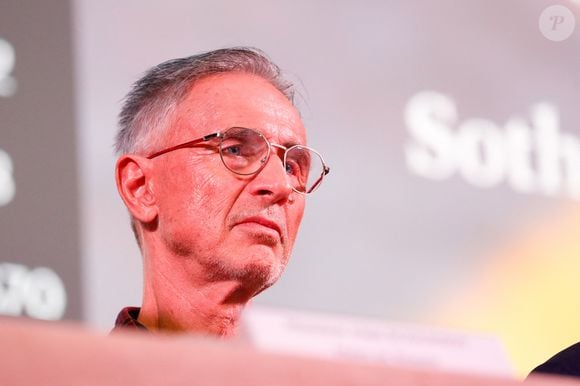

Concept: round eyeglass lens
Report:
left=219, top=127, right=270, bottom=175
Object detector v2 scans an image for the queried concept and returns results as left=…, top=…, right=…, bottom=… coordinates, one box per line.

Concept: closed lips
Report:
left=237, top=217, right=282, bottom=237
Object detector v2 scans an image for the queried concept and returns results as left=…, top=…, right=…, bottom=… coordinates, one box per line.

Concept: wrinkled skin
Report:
left=116, top=73, right=306, bottom=335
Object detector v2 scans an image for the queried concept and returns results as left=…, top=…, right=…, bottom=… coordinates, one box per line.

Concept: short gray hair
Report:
left=115, top=47, right=295, bottom=156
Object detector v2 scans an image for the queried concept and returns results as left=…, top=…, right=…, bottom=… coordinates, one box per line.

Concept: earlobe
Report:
left=115, top=155, right=158, bottom=223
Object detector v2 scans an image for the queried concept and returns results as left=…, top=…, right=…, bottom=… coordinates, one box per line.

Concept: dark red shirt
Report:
left=111, top=306, right=148, bottom=332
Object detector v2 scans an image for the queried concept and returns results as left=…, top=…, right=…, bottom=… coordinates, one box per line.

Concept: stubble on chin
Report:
left=204, top=249, right=288, bottom=294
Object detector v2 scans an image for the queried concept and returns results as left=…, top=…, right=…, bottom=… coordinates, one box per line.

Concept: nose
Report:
left=248, top=150, right=293, bottom=204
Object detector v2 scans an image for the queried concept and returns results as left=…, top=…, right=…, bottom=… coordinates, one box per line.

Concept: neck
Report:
left=138, top=245, right=256, bottom=336
left=139, top=279, right=250, bottom=336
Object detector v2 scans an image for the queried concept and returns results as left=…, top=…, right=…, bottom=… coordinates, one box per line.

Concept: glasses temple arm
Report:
left=146, top=133, right=221, bottom=159
left=306, top=165, right=330, bottom=194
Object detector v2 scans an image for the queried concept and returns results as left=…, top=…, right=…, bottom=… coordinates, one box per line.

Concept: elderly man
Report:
left=112, top=47, right=329, bottom=336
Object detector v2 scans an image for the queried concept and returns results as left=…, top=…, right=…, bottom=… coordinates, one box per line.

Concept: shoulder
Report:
left=530, top=342, right=580, bottom=378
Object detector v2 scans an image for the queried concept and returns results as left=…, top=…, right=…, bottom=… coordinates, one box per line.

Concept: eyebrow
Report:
left=277, top=136, right=305, bottom=148
left=280, top=141, right=299, bottom=148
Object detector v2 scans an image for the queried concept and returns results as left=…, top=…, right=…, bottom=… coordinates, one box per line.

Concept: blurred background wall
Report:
left=1, top=0, right=579, bottom=377
left=0, top=1, right=80, bottom=321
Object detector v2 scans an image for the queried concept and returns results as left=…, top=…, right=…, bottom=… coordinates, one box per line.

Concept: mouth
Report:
left=235, top=216, right=283, bottom=240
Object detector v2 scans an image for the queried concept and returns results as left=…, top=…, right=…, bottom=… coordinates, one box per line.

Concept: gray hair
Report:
left=115, top=47, right=295, bottom=156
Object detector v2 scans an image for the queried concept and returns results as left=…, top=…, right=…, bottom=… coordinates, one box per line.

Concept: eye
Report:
left=222, top=145, right=242, bottom=156
left=285, top=159, right=300, bottom=176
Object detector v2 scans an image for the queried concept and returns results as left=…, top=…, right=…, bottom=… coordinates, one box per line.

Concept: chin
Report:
left=206, top=245, right=288, bottom=290
left=242, top=257, right=284, bottom=287
left=233, top=250, right=287, bottom=292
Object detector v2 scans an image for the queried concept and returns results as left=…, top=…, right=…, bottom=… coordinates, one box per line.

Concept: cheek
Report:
left=155, top=160, right=232, bottom=225
left=155, top=168, right=243, bottom=254
left=189, top=172, right=235, bottom=222
left=286, top=201, right=306, bottom=241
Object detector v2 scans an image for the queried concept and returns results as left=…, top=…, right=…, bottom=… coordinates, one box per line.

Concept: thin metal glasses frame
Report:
left=146, top=127, right=330, bottom=194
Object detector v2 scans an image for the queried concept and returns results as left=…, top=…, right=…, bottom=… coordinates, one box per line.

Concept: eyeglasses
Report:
left=147, top=127, right=330, bottom=194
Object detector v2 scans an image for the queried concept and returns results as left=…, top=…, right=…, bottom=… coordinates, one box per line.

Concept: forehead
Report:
left=173, top=72, right=306, bottom=145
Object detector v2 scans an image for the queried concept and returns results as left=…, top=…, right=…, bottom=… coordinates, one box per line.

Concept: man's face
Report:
left=149, top=73, right=306, bottom=293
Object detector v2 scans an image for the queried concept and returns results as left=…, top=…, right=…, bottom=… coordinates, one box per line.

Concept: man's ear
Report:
left=115, top=155, right=158, bottom=223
